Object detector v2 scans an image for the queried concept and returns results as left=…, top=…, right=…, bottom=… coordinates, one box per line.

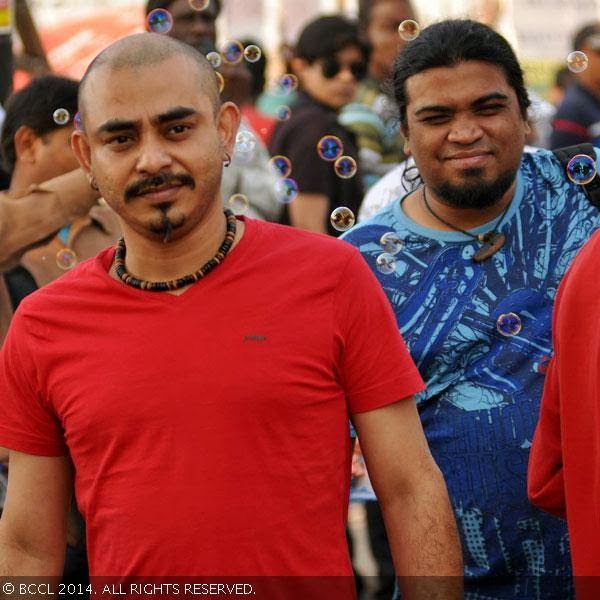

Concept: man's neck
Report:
left=403, top=183, right=516, bottom=233
left=6, top=168, right=39, bottom=198
left=114, top=203, right=244, bottom=294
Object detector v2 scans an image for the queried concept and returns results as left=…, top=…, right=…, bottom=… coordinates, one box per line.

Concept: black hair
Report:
left=392, top=19, right=531, bottom=128
left=145, top=0, right=221, bottom=17
left=295, top=15, right=368, bottom=64
left=240, top=38, right=267, bottom=100
left=1, top=74, right=79, bottom=173
left=572, top=22, right=600, bottom=52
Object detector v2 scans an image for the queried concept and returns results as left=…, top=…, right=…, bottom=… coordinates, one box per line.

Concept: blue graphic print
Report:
left=342, top=149, right=600, bottom=599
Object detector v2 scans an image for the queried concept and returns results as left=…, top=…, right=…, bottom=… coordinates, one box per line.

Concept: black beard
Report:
left=150, top=204, right=184, bottom=243
left=432, top=168, right=517, bottom=210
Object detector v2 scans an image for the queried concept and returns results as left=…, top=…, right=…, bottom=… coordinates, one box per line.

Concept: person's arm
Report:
left=353, top=398, right=463, bottom=600
left=14, top=0, right=51, bottom=75
left=0, top=169, right=101, bottom=272
left=0, top=450, right=72, bottom=575
left=287, top=192, right=329, bottom=235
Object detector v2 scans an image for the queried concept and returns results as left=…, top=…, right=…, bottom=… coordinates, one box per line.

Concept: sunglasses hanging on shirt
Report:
left=320, top=57, right=367, bottom=81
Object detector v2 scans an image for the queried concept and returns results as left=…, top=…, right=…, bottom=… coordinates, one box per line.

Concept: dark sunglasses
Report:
left=321, top=57, right=367, bottom=81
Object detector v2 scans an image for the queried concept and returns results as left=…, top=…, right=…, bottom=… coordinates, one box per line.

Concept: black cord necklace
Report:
left=422, top=186, right=511, bottom=262
left=114, top=209, right=237, bottom=291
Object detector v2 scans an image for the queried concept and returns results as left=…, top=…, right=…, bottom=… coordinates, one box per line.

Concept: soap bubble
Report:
left=274, top=178, right=299, bottom=204
left=379, top=232, right=403, bottom=255
left=206, top=51, right=222, bottom=69
left=189, top=0, right=210, bottom=9
left=227, top=193, right=249, bottom=215
left=334, top=155, right=357, bottom=179
left=221, top=40, right=244, bottom=64
left=317, top=135, right=344, bottom=161
left=244, top=45, right=262, bottom=63
left=56, top=248, right=77, bottom=270
left=566, top=153, right=596, bottom=185
left=269, top=155, right=292, bottom=178
left=330, top=206, right=355, bottom=232
left=496, top=312, right=522, bottom=336
left=398, top=19, right=420, bottom=41
left=275, top=105, right=292, bottom=121
left=567, top=51, right=588, bottom=73
left=147, top=9, right=173, bottom=34
left=53, top=108, right=70, bottom=126
left=376, top=253, right=396, bottom=275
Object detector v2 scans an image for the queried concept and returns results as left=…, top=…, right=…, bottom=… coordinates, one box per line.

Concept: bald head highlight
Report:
left=78, top=33, right=221, bottom=121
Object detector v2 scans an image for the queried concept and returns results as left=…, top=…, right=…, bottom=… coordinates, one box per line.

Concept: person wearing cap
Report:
left=550, top=22, right=600, bottom=148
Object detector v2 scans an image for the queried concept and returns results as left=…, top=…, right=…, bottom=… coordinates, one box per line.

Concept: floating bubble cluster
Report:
left=567, top=50, right=588, bottom=73
left=317, top=135, right=344, bottom=161
left=376, top=253, right=396, bottom=275
left=269, top=155, right=292, bottom=178
left=147, top=9, right=173, bottom=34
left=398, top=19, right=420, bottom=42
left=496, top=312, right=522, bottom=336
left=334, top=156, right=357, bottom=179
left=566, top=153, right=596, bottom=185
left=330, top=206, right=355, bottom=232
left=53, top=108, right=70, bottom=126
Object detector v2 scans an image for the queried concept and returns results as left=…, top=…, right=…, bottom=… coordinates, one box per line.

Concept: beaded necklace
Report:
left=114, top=209, right=237, bottom=291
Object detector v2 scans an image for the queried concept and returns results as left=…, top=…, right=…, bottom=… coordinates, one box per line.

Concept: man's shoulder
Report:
left=250, top=218, right=359, bottom=261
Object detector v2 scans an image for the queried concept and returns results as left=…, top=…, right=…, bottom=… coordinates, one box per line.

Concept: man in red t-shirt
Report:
left=529, top=229, right=600, bottom=597
left=0, top=33, right=462, bottom=598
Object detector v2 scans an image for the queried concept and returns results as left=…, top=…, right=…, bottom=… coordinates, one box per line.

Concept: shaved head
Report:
left=79, top=32, right=220, bottom=121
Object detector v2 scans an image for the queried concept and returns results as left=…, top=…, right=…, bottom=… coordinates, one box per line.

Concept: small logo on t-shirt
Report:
left=244, top=334, right=267, bottom=342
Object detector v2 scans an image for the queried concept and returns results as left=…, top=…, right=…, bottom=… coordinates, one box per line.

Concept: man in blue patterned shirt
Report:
left=343, top=19, right=600, bottom=600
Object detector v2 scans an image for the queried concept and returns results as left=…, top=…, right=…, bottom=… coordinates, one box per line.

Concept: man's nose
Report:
left=135, top=137, right=173, bottom=174
left=447, top=116, right=484, bottom=145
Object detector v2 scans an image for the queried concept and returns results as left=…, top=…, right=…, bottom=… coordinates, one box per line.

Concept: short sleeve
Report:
left=0, top=309, right=67, bottom=456
left=269, top=115, right=336, bottom=199
left=333, top=249, right=425, bottom=414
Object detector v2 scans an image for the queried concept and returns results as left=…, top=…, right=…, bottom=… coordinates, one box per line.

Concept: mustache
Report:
left=124, top=172, right=195, bottom=201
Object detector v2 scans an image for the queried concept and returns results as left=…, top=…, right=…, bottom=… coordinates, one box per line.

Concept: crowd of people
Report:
left=0, top=0, right=600, bottom=599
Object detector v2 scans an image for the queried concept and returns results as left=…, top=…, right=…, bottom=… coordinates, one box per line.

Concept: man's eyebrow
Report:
left=471, top=92, right=510, bottom=107
left=413, top=92, right=511, bottom=117
left=96, top=119, right=140, bottom=135
left=154, top=106, right=198, bottom=125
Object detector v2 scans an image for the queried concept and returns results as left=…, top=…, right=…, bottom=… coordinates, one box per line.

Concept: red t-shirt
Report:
left=529, top=229, right=600, bottom=590
left=0, top=217, right=424, bottom=577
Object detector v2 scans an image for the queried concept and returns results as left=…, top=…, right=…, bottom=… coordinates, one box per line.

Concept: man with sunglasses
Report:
left=550, top=22, right=600, bottom=148
left=269, top=15, right=368, bottom=236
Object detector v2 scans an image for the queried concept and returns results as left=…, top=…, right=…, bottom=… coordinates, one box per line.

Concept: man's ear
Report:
left=13, top=125, right=38, bottom=165
left=71, top=129, right=92, bottom=174
left=402, top=125, right=411, bottom=156
left=290, top=57, right=308, bottom=78
left=216, top=101, right=241, bottom=157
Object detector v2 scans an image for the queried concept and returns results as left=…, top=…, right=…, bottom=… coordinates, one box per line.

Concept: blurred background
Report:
left=7, top=0, right=600, bottom=97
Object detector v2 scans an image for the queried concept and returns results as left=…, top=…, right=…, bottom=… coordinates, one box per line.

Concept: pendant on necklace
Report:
left=473, top=232, right=505, bottom=262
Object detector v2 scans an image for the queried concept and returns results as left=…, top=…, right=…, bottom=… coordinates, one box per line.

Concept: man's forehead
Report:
left=406, top=61, right=512, bottom=105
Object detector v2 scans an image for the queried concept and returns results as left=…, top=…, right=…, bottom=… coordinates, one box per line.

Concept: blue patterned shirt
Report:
left=342, top=149, right=600, bottom=599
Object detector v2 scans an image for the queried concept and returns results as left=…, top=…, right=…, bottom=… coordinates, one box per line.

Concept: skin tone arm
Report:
left=14, top=0, right=51, bottom=75
left=287, top=192, right=329, bottom=235
left=354, top=397, right=463, bottom=600
left=0, top=451, right=72, bottom=576
left=0, top=169, right=100, bottom=272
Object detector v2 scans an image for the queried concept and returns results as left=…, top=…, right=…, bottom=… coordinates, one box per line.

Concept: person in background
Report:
left=269, top=16, right=367, bottom=236
left=340, top=0, right=414, bottom=191
left=342, top=19, right=600, bottom=598
left=145, top=0, right=281, bottom=222
left=0, top=74, right=121, bottom=599
left=548, top=66, right=576, bottom=108
left=239, top=37, right=276, bottom=146
left=0, top=0, right=51, bottom=105
left=550, top=22, right=600, bottom=148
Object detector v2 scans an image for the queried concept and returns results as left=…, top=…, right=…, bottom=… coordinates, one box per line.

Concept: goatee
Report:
left=432, top=168, right=517, bottom=210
